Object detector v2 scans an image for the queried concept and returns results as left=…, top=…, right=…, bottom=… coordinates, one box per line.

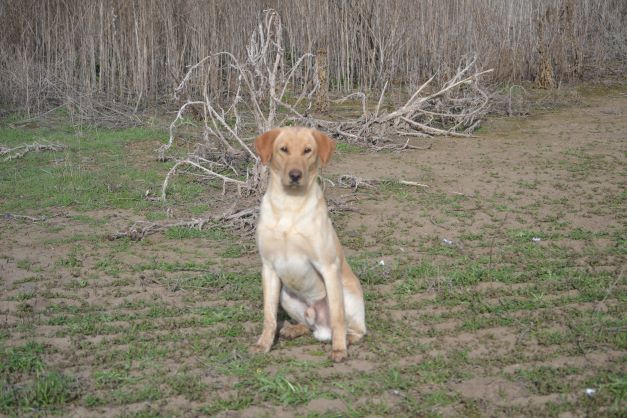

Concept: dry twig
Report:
left=108, top=218, right=211, bottom=241
left=1, top=141, right=65, bottom=161
left=337, top=175, right=432, bottom=192
left=3, top=213, right=47, bottom=222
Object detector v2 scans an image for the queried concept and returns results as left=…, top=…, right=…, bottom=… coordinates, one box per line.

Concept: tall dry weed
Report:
left=0, top=0, right=624, bottom=114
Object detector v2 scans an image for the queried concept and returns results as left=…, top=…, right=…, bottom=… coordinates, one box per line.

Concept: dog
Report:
left=250, top=127, right=366, bottom=362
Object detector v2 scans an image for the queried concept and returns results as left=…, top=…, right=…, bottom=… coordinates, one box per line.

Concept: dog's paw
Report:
left=347, top=333, right=364, bottom=345
left=329, top=349, right=348, bottom=363
left=279, top=323, right=310, bottom=340
left=249, top=343, right=271, bottom=354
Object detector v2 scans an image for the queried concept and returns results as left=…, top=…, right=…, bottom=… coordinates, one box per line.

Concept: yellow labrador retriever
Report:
left=250, top=127, right=366, bottom=362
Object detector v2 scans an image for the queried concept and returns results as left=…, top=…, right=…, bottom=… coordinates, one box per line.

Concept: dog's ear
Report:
left=254, top=129, right=282, bottom=165
left=312, top=130, right=336, bottom=167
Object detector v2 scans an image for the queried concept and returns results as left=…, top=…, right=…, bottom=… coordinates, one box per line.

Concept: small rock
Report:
left=585, top=388, right=596, bottom=397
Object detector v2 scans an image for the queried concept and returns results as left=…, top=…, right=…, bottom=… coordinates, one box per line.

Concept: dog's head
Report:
left=254, top=127, right=336, bottom=189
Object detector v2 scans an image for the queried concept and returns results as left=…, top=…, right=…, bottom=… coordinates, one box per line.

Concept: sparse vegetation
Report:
left=0, top=0, right=625, bottom=413
left=0, top=86, right=625, bottom=415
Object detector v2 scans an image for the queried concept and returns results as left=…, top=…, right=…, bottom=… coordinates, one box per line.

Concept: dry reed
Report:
left=1, top=0, right=625, bottom=116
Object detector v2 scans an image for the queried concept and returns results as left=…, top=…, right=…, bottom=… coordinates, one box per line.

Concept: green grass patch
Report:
left=0, top=342, right=46, bottom=377
left=251, top=371, right=314, bottom=405
left=0, top=371, right=77, bottom=413
left=513, top=366, right=579, bottom=395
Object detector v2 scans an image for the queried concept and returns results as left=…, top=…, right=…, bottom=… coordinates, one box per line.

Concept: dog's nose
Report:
left=289, top=169, right=303, bottom=183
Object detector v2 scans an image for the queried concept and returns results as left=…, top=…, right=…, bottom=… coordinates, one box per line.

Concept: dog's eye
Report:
left=280, top=146, right=288, bottom=153
left=303, top=147, right=312, bottom=154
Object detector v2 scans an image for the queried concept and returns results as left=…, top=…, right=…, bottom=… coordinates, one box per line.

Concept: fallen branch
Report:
left=109, top=199, right=262, bottom=241
left=108, top=218, right=212, bottom=241
left=1, top=141, right=65, bottom=161
left=3, top=213, right=47, bottom=222
left=337, top=175, right=431, bottom=191
left=398, top=180, right=430, bottom=188
left=371, top=139, right=433, bottom=151
left=337, top=175, right=378, bottom=192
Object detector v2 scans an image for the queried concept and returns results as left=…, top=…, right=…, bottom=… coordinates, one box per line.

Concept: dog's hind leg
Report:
left=279, top=287, right=308, bottom=325
left=280, top=288, right=332, bottom=342
left=305, top=298, right=332, bottom=342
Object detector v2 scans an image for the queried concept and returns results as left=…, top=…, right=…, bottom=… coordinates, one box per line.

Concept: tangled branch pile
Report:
left=116, top=10, right=492, bottom=240
left=159, top=10, right=321, bottom=200
left=159, top=10, right=491, bottom=197
left=129, top=10, right=318, bottom=237
left=309, top=56, right=492, bottom=150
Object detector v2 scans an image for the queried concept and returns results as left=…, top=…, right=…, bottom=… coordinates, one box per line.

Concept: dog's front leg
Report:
left=250, top=263, right=281, bottom=353
left=320, top=259, right=347, bottom=362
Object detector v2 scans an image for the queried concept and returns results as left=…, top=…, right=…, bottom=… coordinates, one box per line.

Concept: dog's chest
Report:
left=259, top=223, right=314, bottom=276
left=272, top=252, right=312, bottom=282
left=258, top=204, right=327, bottom=297
left=262, top=231, right=325, bottom=297
left=258, top=199, right=320, bottom=257
left=274, top=252, right=328, bottom=301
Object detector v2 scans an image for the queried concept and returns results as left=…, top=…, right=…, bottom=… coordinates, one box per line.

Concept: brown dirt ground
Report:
left=1, top=88, right=625, bottom=416
left=327, top=91, right=626, bottom=258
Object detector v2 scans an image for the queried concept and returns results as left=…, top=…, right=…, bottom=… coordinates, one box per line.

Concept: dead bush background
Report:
left=1, top=0, right=625, bottom=116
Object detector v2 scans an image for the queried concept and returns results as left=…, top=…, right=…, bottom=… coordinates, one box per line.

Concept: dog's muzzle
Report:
left=288, top=169, right=303, bottom=185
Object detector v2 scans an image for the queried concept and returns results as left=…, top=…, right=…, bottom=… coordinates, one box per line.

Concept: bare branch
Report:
left=161, top=159, right=250, bottom=201
left=159, top=9, right=320, bottom=202
left=3, top=213, right=47, bottom=222
left=1, top=141, right=65, bottom=161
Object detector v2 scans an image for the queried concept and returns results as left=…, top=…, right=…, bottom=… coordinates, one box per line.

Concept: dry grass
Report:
left=1, top=0, right=625, bottom=116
